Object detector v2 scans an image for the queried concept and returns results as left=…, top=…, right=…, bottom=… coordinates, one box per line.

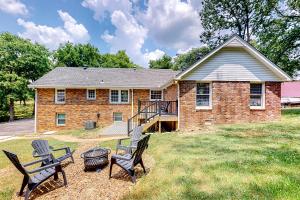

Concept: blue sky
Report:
left=0, top=0, right=203, bottom=67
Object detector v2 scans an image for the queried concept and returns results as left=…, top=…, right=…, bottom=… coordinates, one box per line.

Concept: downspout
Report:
left=131, top=89, right=134, bottom=117
left=34, top=89, right=38, bottom=133
left=177, top=81, right=180, bottom=130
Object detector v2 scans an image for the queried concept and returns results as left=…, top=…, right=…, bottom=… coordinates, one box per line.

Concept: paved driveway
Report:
left=0, top=119, right=34, bottom=136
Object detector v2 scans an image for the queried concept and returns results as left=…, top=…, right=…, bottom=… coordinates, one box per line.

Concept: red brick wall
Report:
left=179, top=81, right=281, bottom=130
left=37, top=89, right=149, bottom=132
left=163, top=84, right=177, bottom=101
left=37, top=85, right=178, bottom=132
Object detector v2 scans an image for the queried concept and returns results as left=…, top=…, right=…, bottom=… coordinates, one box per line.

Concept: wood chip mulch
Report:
left=12, top=141, right=154, bottom=200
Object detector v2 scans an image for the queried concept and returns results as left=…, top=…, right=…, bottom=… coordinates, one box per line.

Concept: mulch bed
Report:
left=12, top=142, right=154, bottom=200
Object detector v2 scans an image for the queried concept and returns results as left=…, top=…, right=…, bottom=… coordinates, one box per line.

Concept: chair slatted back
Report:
left=3, top=150, right=28, bottom=176
left=32, top=140, right=52, bottom=157
left=131, top=135, right=150, bottom=166
left=130, top=126, right=143, bottom=146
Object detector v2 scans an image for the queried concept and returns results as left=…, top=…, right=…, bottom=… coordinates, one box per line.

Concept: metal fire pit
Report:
left=80, top=147, right=111, bottom=172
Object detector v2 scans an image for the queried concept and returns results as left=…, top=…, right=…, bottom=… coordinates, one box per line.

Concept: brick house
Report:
left=30, top=35, right=291, bottom=133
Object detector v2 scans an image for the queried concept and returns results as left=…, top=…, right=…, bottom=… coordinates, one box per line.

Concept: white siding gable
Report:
left=182, top=47, right=281, bottom=81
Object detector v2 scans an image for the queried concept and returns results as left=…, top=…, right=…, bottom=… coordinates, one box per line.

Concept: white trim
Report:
left=56, top=113, right=66, bottom=126
left=195, top=82, right=212, bottom=110
left=250, top=82, right=265, bottom=110
left=109, top=89, right=130, bottom=104
left=131, top=89, right=134, bottom=117
left=55, top=88, right=66, bottom=104
left=177, top=82, right=180, bottom=130
left=149, top=89, right=163, bottom=101
left=175, top=35, right=291, bottom=81
left=86, top=89, right=96, bottom=100
left=34, top=89, right=37, bottom=133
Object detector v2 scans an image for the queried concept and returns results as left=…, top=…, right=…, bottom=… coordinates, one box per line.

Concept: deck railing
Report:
left=127, top=100, right=178, bottom=135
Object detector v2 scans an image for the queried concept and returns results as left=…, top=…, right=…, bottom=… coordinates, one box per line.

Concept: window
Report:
left=250, top=83, right=264, bottom=108
left=55, top=89, right=65, bottom=104
left=150, top=90, right=163, bottom=101
left=110, top=90, right=119, bottom=103
left=56, top=113, right=66, bottom=126
left=121, top=90, right=129, bottom=103
left=110, top=90, right=129, bottom=103
left=113, top=112, right=123, bottom=122
left=87, top=89, right=96, bottom=100
left=196, top=83, right=212, bottom=109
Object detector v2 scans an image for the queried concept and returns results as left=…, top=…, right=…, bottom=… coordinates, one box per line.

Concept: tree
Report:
left=100, top=50, right=137, bottom=68
left=173, top=47, right=210, bottom=70
left=199, top=0, right=299, bottom=76
left=0, top=32, right=52, bottom=121
left=199, top=0, right=277, bottom=47
left=149, top=54, right=173, bottom=69
left=0, top=72, right=28, bottom=121
left=54, top=42, right=101, bottom=67
left=256, top=0, right=300, bottom=76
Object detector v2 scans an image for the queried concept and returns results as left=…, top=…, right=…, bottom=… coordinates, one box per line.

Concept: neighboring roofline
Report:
left=175, top=34, right=292, bottom=81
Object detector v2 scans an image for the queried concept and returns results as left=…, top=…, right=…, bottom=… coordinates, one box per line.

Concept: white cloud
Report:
left=0, top=0, right=28, bottom=15
left=17, top=10, right=90, bottom=50
left=82, top=0, right=204, bottom=66
left=100, top=10, right=152, bottom=66
left=144, top=49, right=165, bottom=61
left=81, top=0, right=132, bottom=20
left=138, top=0, right=203, bottom=51
left=57, top=10, right=90, bottom=43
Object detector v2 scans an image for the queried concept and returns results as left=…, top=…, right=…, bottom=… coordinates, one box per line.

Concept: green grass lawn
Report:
left=0, top=139, right=77, bottom=200
left=1, top=109, right=300, bottom=200
left=108, top=108, right=300, bottom=200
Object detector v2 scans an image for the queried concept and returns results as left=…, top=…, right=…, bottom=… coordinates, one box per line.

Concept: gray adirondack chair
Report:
left=116, top=125, right=143, bottom=154
left=2, top=150, right=67, bottom=200
left=109, top=134, right=150, bottom=183
left=32, top=140, right=74, bottom=164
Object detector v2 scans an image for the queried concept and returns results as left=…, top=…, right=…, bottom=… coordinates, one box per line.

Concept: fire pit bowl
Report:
left=80, top=147, right=111, bottom=172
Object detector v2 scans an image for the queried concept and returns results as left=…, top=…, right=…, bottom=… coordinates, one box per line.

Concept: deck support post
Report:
left=158, top=121, right=161, bottom=133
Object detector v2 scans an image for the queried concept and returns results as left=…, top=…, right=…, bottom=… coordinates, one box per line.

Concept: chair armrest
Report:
left=112, top=154, right=132, bottom=161
left=32, top=151, right=51, bottom=158
left=52, top=147, right=68, bottom=151
left=27, top=162, right=60, bottom=174
left=22, top=158, right=50, bottom=167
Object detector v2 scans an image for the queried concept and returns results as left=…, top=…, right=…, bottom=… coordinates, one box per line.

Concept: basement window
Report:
left=250, top=83, right=265, bottom=109
left=56, top=113, right=66, bottom=126
left=113, top=112, right=123, bottom=122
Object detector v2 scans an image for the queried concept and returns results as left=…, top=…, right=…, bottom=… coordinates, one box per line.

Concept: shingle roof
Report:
left=29, top=67, right=179, bottom=89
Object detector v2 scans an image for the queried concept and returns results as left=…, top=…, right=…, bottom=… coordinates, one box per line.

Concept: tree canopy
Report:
left=0, top=32, right=52, bottom=121
left=199, top=0, right=300, bottom=76
left=149, top=54, right=173, bottom=69
left=173, top=47, right=210, bottom=70
left=54, top=43, right=137, bottom=68
left=99, top=50, right=137, bottom=68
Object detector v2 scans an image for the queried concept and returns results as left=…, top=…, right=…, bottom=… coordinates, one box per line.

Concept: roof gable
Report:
left=176, top=35, right=291, bottom=81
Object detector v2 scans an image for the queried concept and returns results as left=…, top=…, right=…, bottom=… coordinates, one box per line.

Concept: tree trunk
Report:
left=23, top=99, right=26, bottom=106
left=9, top=98, right=14, bottom=122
